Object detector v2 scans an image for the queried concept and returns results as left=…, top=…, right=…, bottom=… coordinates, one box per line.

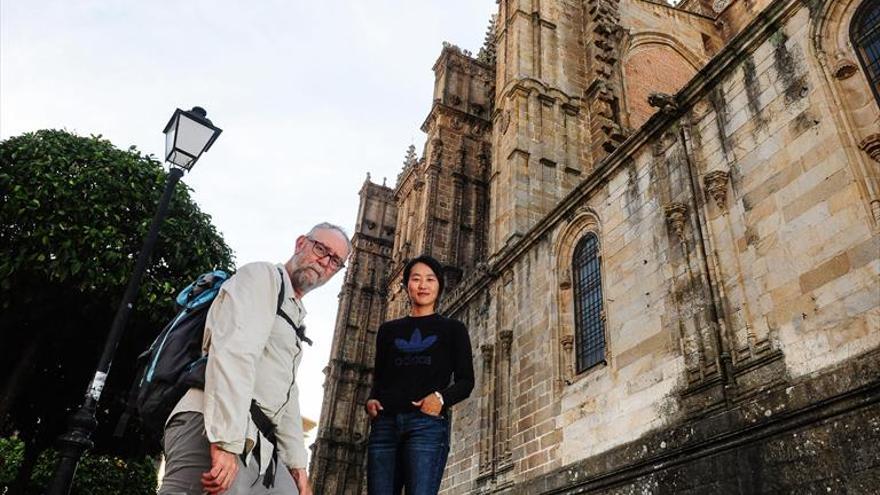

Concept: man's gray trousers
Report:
left=158, top=412, right=298, bottom=495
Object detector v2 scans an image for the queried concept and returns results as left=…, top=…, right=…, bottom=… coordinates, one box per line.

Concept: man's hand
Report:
left=201, top=443, right=239, bottom=494
left=290, top=467, right=312, bottom=495
left=411, top=392, right=442, bottom=416
left=365, top=399, right=384, bottom=419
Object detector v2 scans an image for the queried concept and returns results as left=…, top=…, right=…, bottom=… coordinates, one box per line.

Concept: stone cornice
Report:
left=358, top=178, right=394, bottom=199
left=420, top=100, right=492, bottom=133
left=634, top=0, right=718, bottom=21
left=497, top=77, right=583, bottom=108
left=432, top=43, right=495, bottom=73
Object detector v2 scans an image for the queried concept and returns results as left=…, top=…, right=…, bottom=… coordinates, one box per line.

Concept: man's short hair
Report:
left=307, top=222, right=352, bottom=254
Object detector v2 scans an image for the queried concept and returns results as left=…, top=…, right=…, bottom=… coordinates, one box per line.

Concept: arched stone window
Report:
left=852, top=0, right=880, bottom=105
left=572, top=233, right=606, bottom=372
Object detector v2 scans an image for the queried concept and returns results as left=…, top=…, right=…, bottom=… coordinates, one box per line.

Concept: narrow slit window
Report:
left=572, top=233, right=606, bottom=373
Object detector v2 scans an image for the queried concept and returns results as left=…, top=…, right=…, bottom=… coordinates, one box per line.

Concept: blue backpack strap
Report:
left=177, top=270, right=228, bottom=309
left=275, top=267, right=312, bottom=346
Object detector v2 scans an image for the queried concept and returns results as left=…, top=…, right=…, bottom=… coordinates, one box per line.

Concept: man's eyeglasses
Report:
left=307, top=237, right=346, bottom=271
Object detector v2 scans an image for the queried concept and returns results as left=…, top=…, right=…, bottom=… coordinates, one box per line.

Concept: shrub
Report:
left=0, top=436, right=159, bottom=495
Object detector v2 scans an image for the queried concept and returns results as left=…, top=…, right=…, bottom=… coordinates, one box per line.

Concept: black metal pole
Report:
left=45, top=166, right=185, bottom=495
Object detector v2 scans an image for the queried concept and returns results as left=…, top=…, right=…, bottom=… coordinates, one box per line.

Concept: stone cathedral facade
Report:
left=311, top=0, right=880, bottom=493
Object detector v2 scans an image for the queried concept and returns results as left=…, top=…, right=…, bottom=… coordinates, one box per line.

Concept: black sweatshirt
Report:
left=369, top=313, right=474, bottom=415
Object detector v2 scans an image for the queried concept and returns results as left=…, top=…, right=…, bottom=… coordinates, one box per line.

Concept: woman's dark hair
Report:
left=402, top=255, right=445, bottom=299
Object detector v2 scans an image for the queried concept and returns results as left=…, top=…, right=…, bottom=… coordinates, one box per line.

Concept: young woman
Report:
left=365, top=255, right=474, bottom=495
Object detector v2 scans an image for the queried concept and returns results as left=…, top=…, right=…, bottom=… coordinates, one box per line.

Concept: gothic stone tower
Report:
left=309, top=178, right=396, bottom=495
left=385, top=43, right=495, bottom=319
left=310, top=44, right=495, bottom=493
left=490, top=0, right=593, bottom=255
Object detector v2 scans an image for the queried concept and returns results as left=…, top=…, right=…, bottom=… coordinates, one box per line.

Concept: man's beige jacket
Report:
left=169, top=261, right=309, bottom=469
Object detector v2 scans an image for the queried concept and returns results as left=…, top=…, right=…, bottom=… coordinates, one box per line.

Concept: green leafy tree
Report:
left=1, top=435, right=159, bottom=495
left=0, top=129, right=235, bottom=492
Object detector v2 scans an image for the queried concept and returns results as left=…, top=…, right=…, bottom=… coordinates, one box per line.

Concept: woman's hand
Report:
left=366, top=399, right=384, bottom=419
left=412, top=392, right=443, bottom=416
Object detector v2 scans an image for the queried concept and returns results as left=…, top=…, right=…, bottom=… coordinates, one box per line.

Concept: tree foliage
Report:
left=0, top=129, right=234, bottom=489
left=1, top=435, right=158, bottom=495
left=0, top=129, right=234, bottom=313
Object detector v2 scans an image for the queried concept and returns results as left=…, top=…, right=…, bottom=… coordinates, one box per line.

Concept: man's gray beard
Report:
left=291, top=266, right=324, bottom=294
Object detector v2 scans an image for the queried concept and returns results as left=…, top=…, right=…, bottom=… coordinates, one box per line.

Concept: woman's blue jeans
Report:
left=367, top=411, right=450, bottom=495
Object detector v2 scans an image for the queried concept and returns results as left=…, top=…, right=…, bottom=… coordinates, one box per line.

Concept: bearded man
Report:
left=158, top=223, right=351, bottom=495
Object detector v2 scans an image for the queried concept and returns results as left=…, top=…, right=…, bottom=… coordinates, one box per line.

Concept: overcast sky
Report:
left=1, top=0, right=495, bottom=451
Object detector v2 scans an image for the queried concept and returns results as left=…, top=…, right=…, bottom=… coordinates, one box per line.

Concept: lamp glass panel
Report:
left=167, top=150, right=194, bottom=169
left=164, top=114, right=178, bottom=161
left=175, top=114, right=216, bottom=158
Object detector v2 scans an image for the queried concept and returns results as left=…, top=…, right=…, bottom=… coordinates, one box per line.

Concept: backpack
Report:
left=116, top=267, right=311, bottom=440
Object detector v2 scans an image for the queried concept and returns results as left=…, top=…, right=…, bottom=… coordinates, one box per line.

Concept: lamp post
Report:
left=45, top=107, right=222, bottom=495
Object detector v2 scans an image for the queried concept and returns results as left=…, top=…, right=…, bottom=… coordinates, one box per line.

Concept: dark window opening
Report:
left=852, top=0, right=880, bottom=105
left=572, top=233, right=606, bottom=373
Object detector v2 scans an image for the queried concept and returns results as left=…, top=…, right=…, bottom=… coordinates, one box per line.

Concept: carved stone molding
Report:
left=561, top=102, right=580, bottom=116
left=585, top=0, right=624, bottom=158
left=501, top=110, right=511, bottom=134
left=664, top=203, right=689, bottom=240
left=478, top=341, right=495, bottom=475
left=560, top=334, right=575, bottom=384
left=858, top=133, right=879, bottom=227
left=704, top=170, right=731, bottom=211
left=499, top=330, right=513, bottom=353
left=832, top=58, right=859, bottom=80
left=560, top=334, right=574, bottom=351
left=470, top=122, right=487, bottom=137
left=429, top=139, right=443, bottom=164
left=496, top=329, right=514, bottom=466
left=712, top=0, right=732, bottom=12
left=648, top=92, right=678, bottom=115
left=859, top=134, right=880, bottom=163
left=481, top=343, right=495, bottom=362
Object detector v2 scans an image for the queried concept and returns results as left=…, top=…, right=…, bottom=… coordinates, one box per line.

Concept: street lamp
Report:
left=163, top=106, right=222, bottom=170
left=45, top=107, right=222, bottom=495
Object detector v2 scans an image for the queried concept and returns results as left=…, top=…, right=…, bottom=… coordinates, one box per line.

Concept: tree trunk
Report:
left=0, top=329, right=42, bottom=426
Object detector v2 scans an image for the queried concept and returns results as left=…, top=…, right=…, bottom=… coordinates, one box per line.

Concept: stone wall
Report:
left=313, top=0, right=879, bottom=493
left=440, top=0, right=879, bottom=492
left=513, top=349, right=880, bottom=493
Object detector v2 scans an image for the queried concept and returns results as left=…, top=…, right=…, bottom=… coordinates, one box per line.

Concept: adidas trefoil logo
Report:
left=394, top=328, right=437, bottom=353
